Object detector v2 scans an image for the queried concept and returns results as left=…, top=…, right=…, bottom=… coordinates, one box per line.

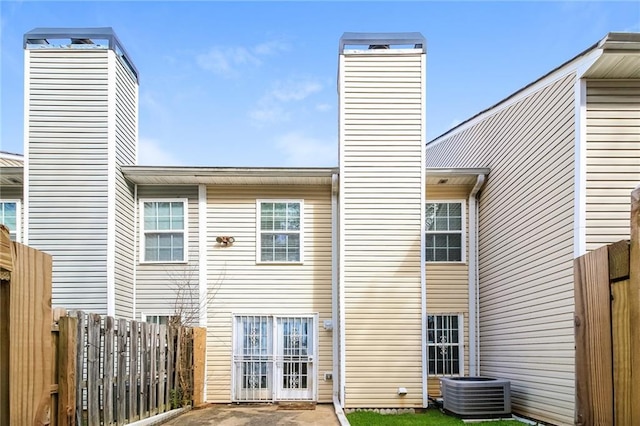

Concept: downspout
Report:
left=132, top=183, right=138, bottom=319
left=468, top=174, right=485, bottom=376
left=198, top=184, right=208, bottom=400
left=331, top=173, right=348, bottom=425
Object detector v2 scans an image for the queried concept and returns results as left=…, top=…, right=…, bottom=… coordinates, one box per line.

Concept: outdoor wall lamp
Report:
left=216, top=236, right=235, bottom=246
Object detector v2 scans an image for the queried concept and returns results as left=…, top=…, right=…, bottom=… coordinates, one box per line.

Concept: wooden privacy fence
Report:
left=0, top=226, right=206, bottom=426
left=575, top=187, right=640, bottom=426
left=1, top=227, right=53, bottom=426
left=70, top=311, right=205, bottom=425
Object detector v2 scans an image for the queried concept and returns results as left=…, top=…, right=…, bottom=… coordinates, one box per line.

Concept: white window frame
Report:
left=0, top=199, right=21, bottom=242
left=426, top=313, right=464, bottom=377
left=425, top=200, right=466, bottom=263
left=139, top=198, right=188, bottom=264
left=256, top=199, right=304, bottom=264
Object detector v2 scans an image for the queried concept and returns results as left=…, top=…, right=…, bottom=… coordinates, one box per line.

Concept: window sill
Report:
left=256, top=261, right=304, bottom=266
left=425, top=261, right=468, bottom=265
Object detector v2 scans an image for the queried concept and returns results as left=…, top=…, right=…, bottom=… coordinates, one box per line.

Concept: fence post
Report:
left=104, top=316, right=115, bottom=425
left=574, top=245, right=614, bottom=425
left=630, top=186, right=640, bottom=425
left=129, top=321, right=139, bottom=422
left=87, top=313, right=101, bottom=426
left=609, top=240, right=631, bottom=426
left=192, top=327, right=206, bottom=407
left=0, top=226, right=12, bottom=426
left=58, top=316, right=77, bottom=426
left=158, top=325, right=166, bottom=413
left=116, top=318, right=127, bottom=425
left=75, top=312, right=86, bottom=426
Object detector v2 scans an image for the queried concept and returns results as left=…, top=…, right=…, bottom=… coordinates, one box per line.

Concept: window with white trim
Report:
left=0, top=200, right=19, bottom=241
left=141, top=199, right=187, bottom=263
left=427, top=314, right=463, bottom=376
left=425, top=202, right=464, bottom=262
left=257, top=201, right=303, bottom=263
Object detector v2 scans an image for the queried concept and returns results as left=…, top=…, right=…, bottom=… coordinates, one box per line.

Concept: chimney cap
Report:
left=24, top=27, right=138, bottom=82
left=340, top=32, right=425, bottom=53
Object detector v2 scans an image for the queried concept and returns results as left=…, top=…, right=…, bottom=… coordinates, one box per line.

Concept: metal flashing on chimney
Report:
left=339, top=32, right=426, bottom=53
left=24, top=27, right=139, bottom=82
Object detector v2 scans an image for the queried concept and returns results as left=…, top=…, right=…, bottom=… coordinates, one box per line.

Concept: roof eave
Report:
left=426, top=167, right=490, bottom=176
left=121, top=166, right=339, bottom=185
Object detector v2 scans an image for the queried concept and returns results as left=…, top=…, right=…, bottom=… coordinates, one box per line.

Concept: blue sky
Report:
left=1, top=1, right=639, bottom=167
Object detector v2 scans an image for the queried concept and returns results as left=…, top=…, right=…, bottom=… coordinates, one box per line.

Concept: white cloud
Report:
left=196, top=46, right=261, bottom=76
left=269, top=79, right=322, bottom=102
left=275, top=131, right=336, bottom=167
left=249, top=77, right=324, bottom=126
left=449, top=118, right=462, bottom=129
left=196, top=39, right=289, bottom=76
left=253, top=40, right=290, bottom=56
left=248, top=105, right=291, bottom=125
left=315, top=103, right=332, bottom=112
left=138, top=137, right=182, bottom=166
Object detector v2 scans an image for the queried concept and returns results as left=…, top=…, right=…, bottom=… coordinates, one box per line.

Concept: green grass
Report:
left=347, top=409, right=524, bottom=426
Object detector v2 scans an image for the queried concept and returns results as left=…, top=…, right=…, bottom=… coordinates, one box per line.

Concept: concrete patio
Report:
left=162, top=403, right=341, bottom=426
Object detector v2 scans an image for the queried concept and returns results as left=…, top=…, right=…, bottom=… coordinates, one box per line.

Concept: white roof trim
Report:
left=121, top=166, right=338, bottom=185
left=427, top=35, right=613, bottom=148
left=0, top=152, right=24, bottom=161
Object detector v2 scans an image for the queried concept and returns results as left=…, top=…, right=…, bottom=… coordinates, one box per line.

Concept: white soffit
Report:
left=582, top=33, right=640, bottom=78
left=121, top=166, right=337, bottom=186
left=426, top=168, right=490, bottom=186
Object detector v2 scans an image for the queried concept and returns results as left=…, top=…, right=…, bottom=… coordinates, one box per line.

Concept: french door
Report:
left=233, top=315, right=316, bottom=401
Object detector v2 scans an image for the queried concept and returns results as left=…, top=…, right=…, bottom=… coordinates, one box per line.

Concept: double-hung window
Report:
left=257, top=200, right=303, bottom=263
left=141, top=199, right=187, bottom=263
left=427, top=314, right=463, bottom=376
left=0, top=200, right=20, bottom=241
left=425, top=201, right=464, bottom=262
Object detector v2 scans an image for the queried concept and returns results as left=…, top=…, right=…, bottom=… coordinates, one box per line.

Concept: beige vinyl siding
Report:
left=114, top=54, right=138, bottom=319
left=341, top=51, right=424, bottom=408
left=425, top=185, right=471, bottom=396
left=205, top=185, right=333, bottom=403
left=27, top=49, right=110, bottom=313
left=426, top=73, right=576, bottom=425
left=135, top=186, right=199, bottom=322
left=586, top=80, right=640, bottom=251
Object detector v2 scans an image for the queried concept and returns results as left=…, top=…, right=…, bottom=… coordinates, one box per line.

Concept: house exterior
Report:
left=426, top=33, right=640, bottom=425
left=1, top=28, right=638, bottom=425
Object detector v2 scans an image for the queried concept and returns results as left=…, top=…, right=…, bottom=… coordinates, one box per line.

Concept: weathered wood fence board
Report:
left=193, top=327, right=206, bottom=407
left=117, top=318, right=127, bottom=426
left=630, top=186, right=640, bottom=425
left=129, top=321, right=139, bottom=422
left=575, top=186, right=640, bottom=426
left=58, top=316, right=78, bottom=426
left=4, top=240, right=53, bottom=425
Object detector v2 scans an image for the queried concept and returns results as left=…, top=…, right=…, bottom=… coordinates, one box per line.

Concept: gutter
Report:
left=468, top=174, right=485, bottom=376
left=132, top=183, right=138, bottom=320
